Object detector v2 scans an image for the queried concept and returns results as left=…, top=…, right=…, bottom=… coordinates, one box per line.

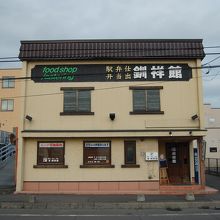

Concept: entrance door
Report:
left=165, top=142, right=190, bottom=184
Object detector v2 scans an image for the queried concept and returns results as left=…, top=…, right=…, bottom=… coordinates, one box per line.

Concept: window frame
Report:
left=60, top=87, right=94, bottom=115
left=1, top=99, right=14, bottom=112
left=122, top=140, right=140, bottom=168
left=129, top=86, right=164, bottom=114
left=80, top=141, right=115, bottom=168
left=34, top=141, right=68, bottom=168
left=2, top=76, right=15, bottom=88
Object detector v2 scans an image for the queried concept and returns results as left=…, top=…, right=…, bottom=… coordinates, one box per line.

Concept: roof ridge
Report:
left=20, top=39, right=203, bottom=44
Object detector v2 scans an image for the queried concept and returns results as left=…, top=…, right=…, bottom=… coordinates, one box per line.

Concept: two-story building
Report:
left=16, top=39, right=207, bottom=194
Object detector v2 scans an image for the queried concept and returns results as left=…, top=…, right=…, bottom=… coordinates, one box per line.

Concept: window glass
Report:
left=147, top=90, right=160, bottom=111
left=84, top=142, right=111, bottom=165
left=78, top=90, right=90, bottom=112
left=124, top=141, right=136, bottom=164
left=133, top=90, right=146, bottom=111
left=1, top=99, right=14, bottom=111
left=133, top=89, right=160, bottom=112
left=63, top=89, right=91, bottom=112
left=37, top=142, right=64, bottom=165
left=7, top=100, right=14, bottom=111
left=1, top=100, right=8, bottom=111
left=64, top=90, right=77, bottom=112
left=2, top=77, right=15, bottom=88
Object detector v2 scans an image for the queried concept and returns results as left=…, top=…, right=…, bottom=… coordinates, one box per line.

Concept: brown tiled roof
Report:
left=19, top=39, right=205, bottom=61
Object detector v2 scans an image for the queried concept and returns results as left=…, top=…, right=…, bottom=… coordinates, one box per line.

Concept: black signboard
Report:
left=31, top=64, right=192, bottom=83
left=209, top=147, right=217, bottom=153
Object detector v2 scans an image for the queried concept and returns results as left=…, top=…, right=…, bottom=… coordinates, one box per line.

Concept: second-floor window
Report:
left=2, top=77, right=15, bottom=88
left=60, top=87, right=94, bottom=115
left=130, top=86, right=164, bottom=114
left=1, top=99, right=14, bottom=111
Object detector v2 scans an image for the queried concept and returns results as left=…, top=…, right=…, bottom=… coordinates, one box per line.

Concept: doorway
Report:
left=165, top=142, right=190, bottom=184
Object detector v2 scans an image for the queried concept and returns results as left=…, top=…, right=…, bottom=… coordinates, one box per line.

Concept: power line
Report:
left=0, top=52, right=218, bottom=63
left=0, top=60, right=21, bottom=63
left=0, top=57, right=19, bottom=60
left=202, top=55, right=220, bottom=66
left=204, top=46, right=220, bottom=49
left=0, top=44, right=218, bottom=60
left=0, top=50, right=220, bottom=63
left=0, top=43, right=219, bottom=60
left=1, top=70, right=220, bottom=100
left=205, top=53, right=220, bottom=55
left=203, top=70, right=220, bottom=81
left=0, top=64, right=220, bottom=82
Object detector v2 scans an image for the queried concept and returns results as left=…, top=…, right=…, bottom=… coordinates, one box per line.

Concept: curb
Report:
left=1, top=201, right=220, bottom=209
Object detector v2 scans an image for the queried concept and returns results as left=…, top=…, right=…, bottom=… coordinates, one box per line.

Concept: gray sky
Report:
left=0, top=0, right=220, bottom=107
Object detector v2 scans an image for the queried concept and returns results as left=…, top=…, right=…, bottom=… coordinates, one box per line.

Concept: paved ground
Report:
left=1, top=208, right=220, bottom=219
left=0, top=168, right=219, bottom=210
left=1, top=188, right=220, bottom=210
left=0, top=155, right=15, bottom=187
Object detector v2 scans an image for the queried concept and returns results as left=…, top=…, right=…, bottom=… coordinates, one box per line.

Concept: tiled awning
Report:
left=19, top=39, right=205, bottom=61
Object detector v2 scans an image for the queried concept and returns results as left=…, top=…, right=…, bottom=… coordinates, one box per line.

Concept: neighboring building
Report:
left=204, top=104, right=220, bottom=174
left=16, top=39, right=207, bottom=194
left=204, top=104, right=220, bottom=159
left=0, top=68, right=22, bottom=133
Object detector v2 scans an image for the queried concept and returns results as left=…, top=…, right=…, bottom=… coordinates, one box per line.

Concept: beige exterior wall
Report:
left=23, top=138, right=159, bottom=182
left=0, top=68, right=23, bottom=132
left=204, top=104, right=220, bottom=159
left=21, top=60, right=203, bottom=133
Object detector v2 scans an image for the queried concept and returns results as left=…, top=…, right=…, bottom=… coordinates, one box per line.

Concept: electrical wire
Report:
left=1, top=70, right=220, bottom=100
left=202, top=55, right=220, bottom=66
left=0, top=49, right=219, bottom=63
left=204, top=46, right=220, bottom=49
left=203, top=69, right=220, bottom=81
left=0, top=60, right=21, bottom=63
left=0, top=52, right=218, bottom=63
left=205, top=53, right=220, bottom=55
left=0, top=43, right=219, bottom=59
left=1, top=64, right=220, bottom=82
left=0, top=57, right=19, bottom=60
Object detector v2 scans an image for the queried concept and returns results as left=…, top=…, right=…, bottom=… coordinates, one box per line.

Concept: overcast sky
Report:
left=0, top=0, right=219, bottom=107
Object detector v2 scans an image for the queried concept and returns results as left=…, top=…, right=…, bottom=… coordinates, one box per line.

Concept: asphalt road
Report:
left=1, top=209, right=220, bottom=220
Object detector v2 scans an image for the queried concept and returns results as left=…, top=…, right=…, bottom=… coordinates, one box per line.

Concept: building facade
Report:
left=204, top=104, right=220, bottom=158
left=204, top=104, right=220, bottom=172
left=16, top=39, right=206, bottom=194
left=0, top=68, right=22, bottom=133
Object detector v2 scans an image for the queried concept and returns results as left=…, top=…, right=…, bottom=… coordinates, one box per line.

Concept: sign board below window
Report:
left=39, top=143, right=64, bottom=148
left=84, top=142, right=110, bottom=148
left=145, top=152, right=158, bottom=161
